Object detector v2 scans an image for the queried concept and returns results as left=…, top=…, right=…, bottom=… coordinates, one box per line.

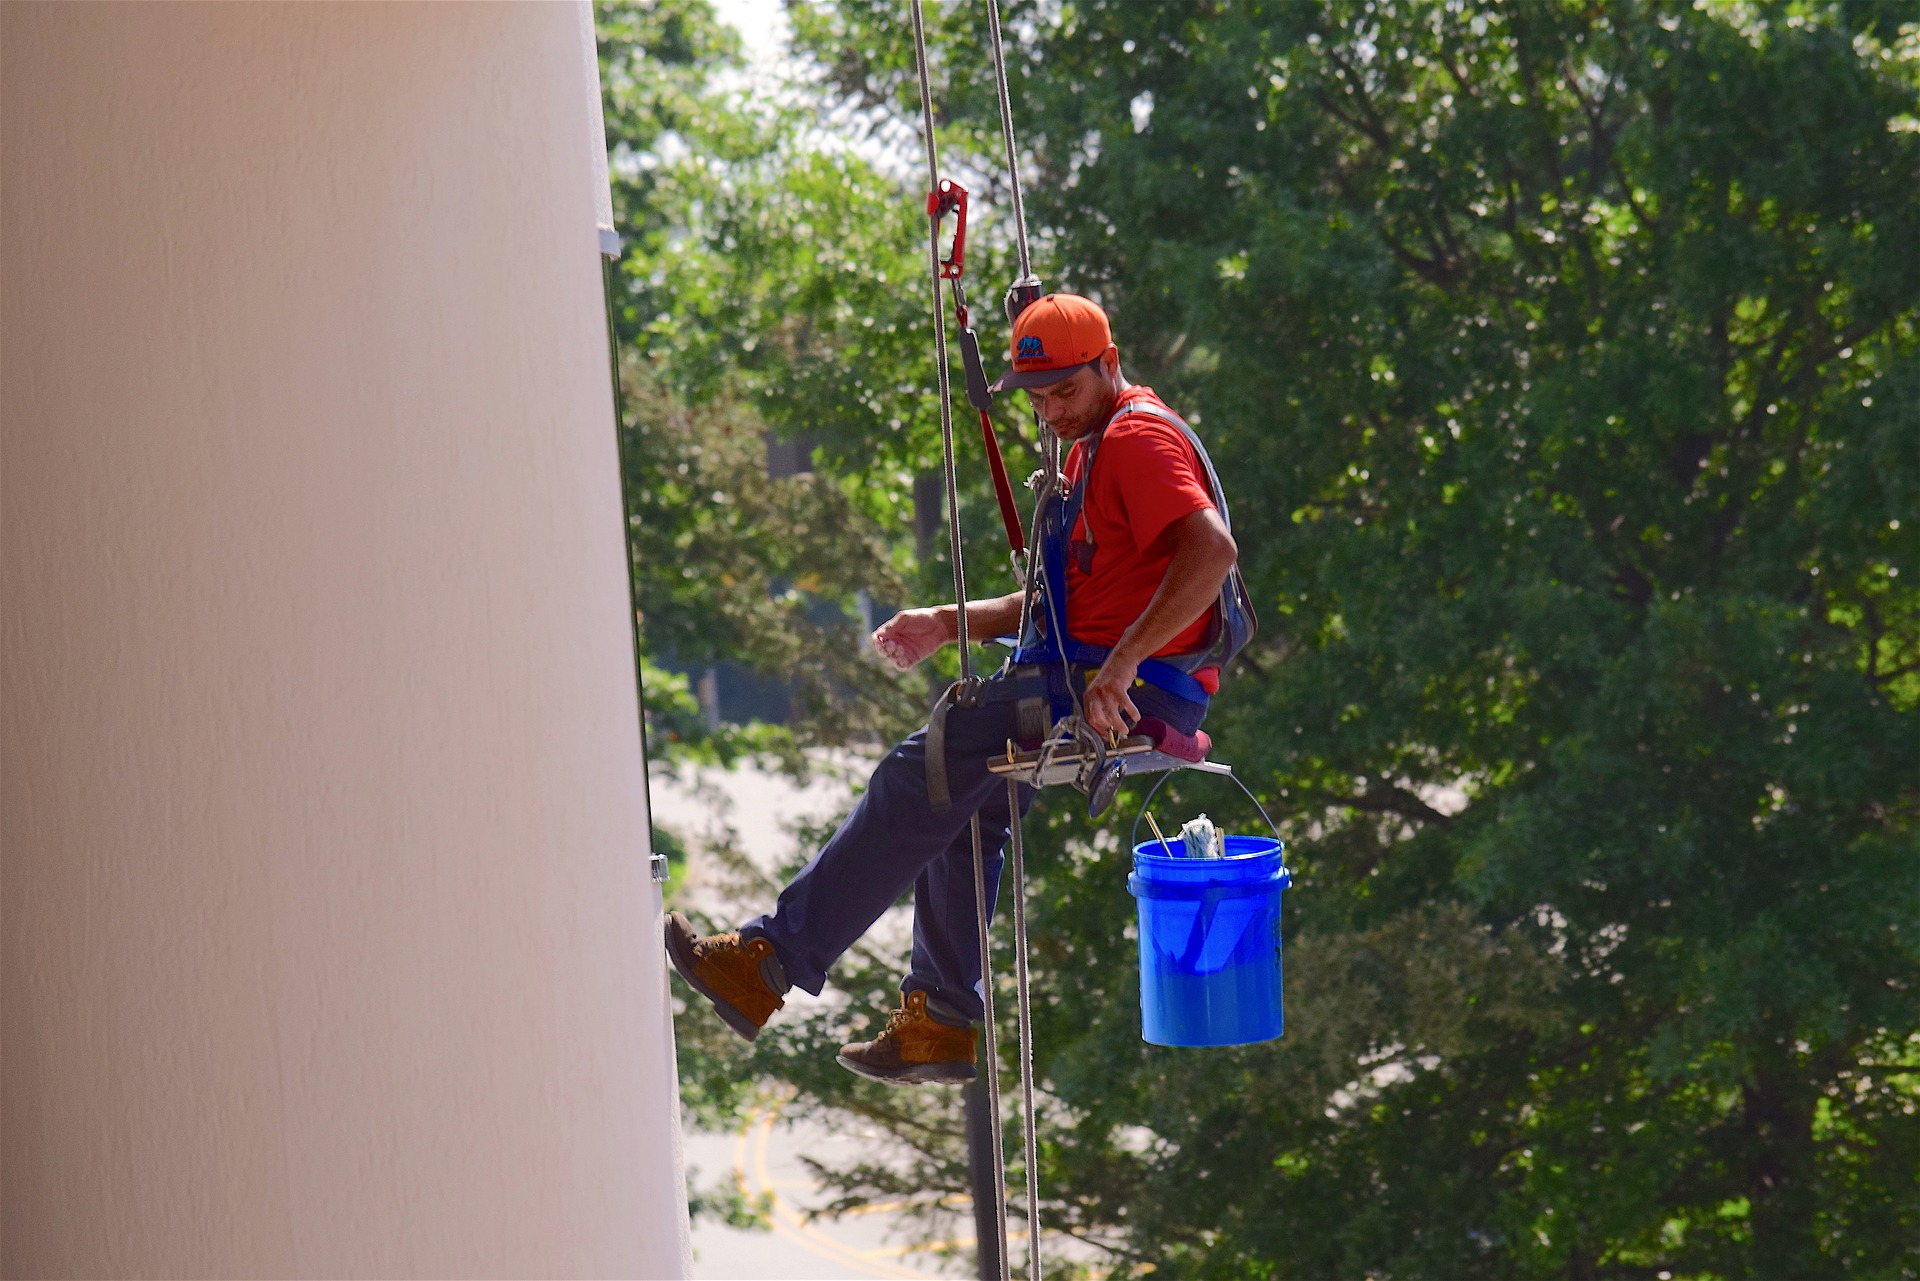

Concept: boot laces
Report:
left=877, top=1003, right=923, bottom=1043
left=692, top=930, right=744, bottom=962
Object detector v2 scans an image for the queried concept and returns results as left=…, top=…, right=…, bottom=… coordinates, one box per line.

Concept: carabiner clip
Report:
left=924, top=179, right=968, bottom=281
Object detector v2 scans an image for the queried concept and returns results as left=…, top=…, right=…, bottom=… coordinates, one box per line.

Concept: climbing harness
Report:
left=911, top=5, right=1259, bottom=1277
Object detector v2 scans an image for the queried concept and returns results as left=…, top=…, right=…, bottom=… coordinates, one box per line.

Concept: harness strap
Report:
left=978, top=409, right=1026, bottom=556
left=1119, top=401, right=1237, bottom=531
left=925, top=679, right=963, bottom=814
left=1061, top=642, right=1213, bottom=706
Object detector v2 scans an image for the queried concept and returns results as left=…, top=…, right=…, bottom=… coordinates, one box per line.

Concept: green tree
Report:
left=767, top=2, right=1920, bottom=1277
left=601, top=1, right=904, bottom=759
left=598, top=0, right=1047, bottom=764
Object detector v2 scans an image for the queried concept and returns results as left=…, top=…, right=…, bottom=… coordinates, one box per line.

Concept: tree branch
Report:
left=1345, top=783, right=1455, bottom=828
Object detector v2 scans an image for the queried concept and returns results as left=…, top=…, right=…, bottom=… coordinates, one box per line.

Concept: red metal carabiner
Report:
left=924, top=179, right=968, bottom=281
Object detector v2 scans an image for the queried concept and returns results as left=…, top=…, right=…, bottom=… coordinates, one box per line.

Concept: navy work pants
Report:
left=741, top=671, right=1204, bottom=1023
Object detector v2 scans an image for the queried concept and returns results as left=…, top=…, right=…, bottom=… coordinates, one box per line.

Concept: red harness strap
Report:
left=978, top=410, right=1026, bottom=557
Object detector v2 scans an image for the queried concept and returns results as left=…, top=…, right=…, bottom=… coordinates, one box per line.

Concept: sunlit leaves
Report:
left=784, top=2, right=1920, bottom=1275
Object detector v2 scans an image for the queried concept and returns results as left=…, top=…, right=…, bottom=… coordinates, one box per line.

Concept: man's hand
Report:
left=1082, top=656, right=1142, bottom=739
left=871, top=607, right=953, bottom=671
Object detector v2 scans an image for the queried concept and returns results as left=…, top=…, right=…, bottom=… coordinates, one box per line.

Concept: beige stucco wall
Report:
left=1, top=3, right=688, bottom=1276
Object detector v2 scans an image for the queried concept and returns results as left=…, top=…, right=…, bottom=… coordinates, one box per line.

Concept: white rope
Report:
left=985, top=0, right=1032, bottom=281
left=981, top=11, right=1048, bottom=1275
left=909, top=6, right=1012, bottom=1279
left=1005, top=779, right=1044, bottom=1281
left=913, top=8, right=1057, bottom=1276
left=985, top=0, right=1058, bottom=510
left=909, top=4, right=968, bottom=669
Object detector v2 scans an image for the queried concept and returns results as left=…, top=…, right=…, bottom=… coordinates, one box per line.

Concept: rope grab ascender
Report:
left=907, top=4, right=1251, bottom=1278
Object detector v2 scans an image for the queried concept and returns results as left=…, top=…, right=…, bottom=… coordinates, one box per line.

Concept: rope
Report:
left=980, top=11, right=1048, bottom=1275
left=1005, top=779, right=1044, bottom=1281
left=909, top=7, right=1011, bottom=1279
left=985, top=0, right=1032, bottom=280
left=985, top=0, right=1059, bottom=694
left=985, top=0, right=1061, bottom=691
left=910, top=5, right=968, bottom=675
left=965, top=808, right=1010, bottom=1281
left=915, top=8, right=1056, bottom=1275
left=985, top=0, right=1056, bottom=504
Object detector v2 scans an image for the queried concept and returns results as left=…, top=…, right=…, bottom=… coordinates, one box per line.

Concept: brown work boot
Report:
left=836, top=990, right=977, bottom=1085
left=663, top=912, right=788, bottom=1042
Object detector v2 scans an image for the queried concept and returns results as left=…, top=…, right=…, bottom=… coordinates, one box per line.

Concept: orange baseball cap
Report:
left=988, top=293, right=1114, bottom=392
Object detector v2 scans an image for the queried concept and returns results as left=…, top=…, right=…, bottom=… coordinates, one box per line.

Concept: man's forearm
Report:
left=1109, top=565, right=1230, bottom=667
left=1109, top=521, right=1237, bottom=669
left=941, top=592, right=1024, bottom=643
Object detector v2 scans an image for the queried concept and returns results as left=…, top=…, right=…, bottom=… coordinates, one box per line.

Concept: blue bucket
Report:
left=1127, top=835, right=1289, bottom=1047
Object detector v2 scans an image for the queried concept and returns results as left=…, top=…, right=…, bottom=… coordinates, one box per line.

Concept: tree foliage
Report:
left=784, top=3, right=1920, bottom=1277
left=602, top=1, right=927, bottom=758
left=600, top=0, right=1042, bottom=745
left=618, top=1, right=1920, bottom=1276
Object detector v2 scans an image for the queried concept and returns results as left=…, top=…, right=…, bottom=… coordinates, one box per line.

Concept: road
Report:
left=685, top=1096, right=976, bottom=1280
left=654, top=754, right=965, bottom=1279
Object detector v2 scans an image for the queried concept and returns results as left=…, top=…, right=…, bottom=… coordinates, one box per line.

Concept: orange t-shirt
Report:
left=1061, top=388, right=1222, bottom=694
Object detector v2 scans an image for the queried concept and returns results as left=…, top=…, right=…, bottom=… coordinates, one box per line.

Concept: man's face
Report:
left=1022, top=350, right=1119, bottom=439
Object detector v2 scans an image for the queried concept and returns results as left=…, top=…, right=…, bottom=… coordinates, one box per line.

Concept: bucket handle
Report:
left=1129, top=766, right=1284, bottom=855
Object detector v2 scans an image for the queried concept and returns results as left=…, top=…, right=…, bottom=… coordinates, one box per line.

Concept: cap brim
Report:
left=987, top=363, right=1086, bottom=394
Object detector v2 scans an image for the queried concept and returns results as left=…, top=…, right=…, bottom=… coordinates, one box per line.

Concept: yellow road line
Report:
left=735, top=1100, right=944, bottom=1281
left=857, top=1230, right=1031, bottom=1261
left=837, top=1193, right=973, bottom=1220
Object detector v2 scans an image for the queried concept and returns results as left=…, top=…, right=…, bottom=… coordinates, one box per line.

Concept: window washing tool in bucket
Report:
left=1128, top=775, right=1291, bottom=1048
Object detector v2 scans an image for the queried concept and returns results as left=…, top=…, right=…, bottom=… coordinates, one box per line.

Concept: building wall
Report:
left=1, top=4, right=688, bottom=1275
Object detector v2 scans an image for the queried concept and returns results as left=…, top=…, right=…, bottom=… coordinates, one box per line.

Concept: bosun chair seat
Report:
left=987, top=716, right=1232, bottom=792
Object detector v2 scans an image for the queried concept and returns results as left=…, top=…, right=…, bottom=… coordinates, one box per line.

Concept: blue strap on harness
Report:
left=1059, top=641, right=1213, bottom=706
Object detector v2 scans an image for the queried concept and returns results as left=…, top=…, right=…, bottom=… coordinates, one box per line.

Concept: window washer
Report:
left=664, top=293, right=1245, bottom=1084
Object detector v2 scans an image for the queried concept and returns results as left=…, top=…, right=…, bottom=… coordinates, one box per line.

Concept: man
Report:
left=665, top=293, right=1241, bottom=1084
